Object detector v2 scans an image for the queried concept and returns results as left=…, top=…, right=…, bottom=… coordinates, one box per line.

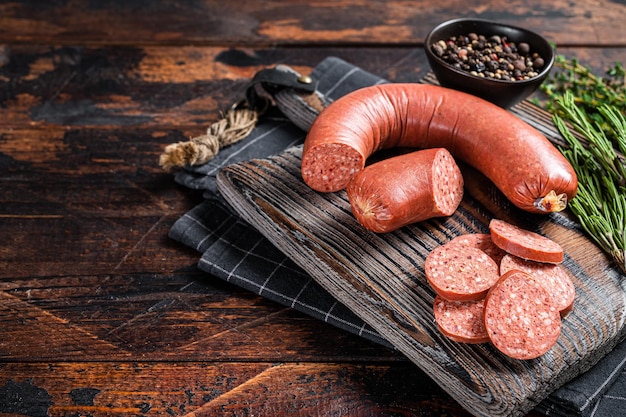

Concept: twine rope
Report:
left=159, top=107, right=258, bottom=172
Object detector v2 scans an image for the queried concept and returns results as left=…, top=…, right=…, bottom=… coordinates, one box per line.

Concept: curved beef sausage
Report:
left=301, top=83, right=577, bottom=213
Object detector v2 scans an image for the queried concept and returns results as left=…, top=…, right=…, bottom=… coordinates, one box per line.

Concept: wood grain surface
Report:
left=1, top=0, right=625, bottom=46
left=2, top=1, right=626, bottom=416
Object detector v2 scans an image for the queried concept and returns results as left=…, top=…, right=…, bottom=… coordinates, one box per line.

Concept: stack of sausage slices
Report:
left=425, top=219, right=575, bottom=360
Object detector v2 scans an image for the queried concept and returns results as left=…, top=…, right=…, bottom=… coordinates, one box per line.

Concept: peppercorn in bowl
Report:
left=424, top=18, right=555, bottom=108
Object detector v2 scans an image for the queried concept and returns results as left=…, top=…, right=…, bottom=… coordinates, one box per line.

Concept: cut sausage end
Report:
left=301, top=143, right=365, bottom=192
left=431, top=148, right=464, bottom=216
left=484, top=270, right=562, bottom=360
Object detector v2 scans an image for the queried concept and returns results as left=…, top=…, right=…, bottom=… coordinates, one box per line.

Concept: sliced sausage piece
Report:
left=346, top=148, right=463, bottom=233
left=489, top=219, right=564, bottom=264
left=433, top=296, right=490, bottom=344
left=448, top=233, right=507, bottom=266
left=484, top=270, right=562, bottom=360
left=425, top=244, right=499, bottom=301
left=499, top=254, right=575, bottom=317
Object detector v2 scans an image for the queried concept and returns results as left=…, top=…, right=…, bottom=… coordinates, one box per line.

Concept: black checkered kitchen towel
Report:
left=167, top=56, right=626, bottom=417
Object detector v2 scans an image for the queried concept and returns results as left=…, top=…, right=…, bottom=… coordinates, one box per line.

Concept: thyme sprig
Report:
left=542, top=57, right=626, bottom=273
left=542, top=55, right=625, bottom=122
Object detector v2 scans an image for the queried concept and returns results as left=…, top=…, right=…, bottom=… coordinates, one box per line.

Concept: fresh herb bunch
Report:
left=541, top=56, right=626, bottom=274
left=542, top=55, right=625, bottom=120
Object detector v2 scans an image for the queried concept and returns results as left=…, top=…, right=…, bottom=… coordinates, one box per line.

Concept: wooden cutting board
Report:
left=215, top=100, right=626, bottom=417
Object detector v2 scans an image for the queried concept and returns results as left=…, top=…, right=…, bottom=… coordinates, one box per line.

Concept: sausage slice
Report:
left=425, top=244, right=499, bottom=301
left=484, top=270, right=562, bottom=360
left=448, top=233, right=507, bottom=266
left=499, top=254, right=575, bottom=316
left=489, top=219, right=564, bottom=264
left=433, top=296, right=490, bottom=344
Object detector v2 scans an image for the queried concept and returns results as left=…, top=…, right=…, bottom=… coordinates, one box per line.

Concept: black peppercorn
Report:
left=431, top=33, right=545, bottom=81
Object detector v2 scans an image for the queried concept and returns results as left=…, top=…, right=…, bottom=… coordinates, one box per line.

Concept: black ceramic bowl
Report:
left=424, top=18, right=555, bottom=108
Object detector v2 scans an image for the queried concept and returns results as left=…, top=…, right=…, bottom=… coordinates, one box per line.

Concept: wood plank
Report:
left=0, top=291, right=124, bottom=360
left=0, top=273, right=401, bottom=361
left=0, top=362, right=272, bottom=416
left=0, top=1, right=625, bottom=47
left=182, top=362, right=477, bottom=417
left=0, top=166, right=201, bottom=278
left=0, top=46, right=429, bottom=129
left=0, top=361, right=545, bottom=417
left=1, top=46, right=624, bottom=132
left=0, top=44, right=620, bottom=277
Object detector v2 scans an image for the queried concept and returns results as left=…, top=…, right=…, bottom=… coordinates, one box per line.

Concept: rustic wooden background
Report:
left=1, top=1, right=625, bottom=416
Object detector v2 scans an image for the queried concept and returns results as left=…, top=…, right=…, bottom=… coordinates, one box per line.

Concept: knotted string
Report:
left=159, top=105, right=258, bottom=172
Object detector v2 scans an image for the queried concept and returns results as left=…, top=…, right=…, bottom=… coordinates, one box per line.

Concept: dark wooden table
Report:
left=1, top=1, right=625, bottom=416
